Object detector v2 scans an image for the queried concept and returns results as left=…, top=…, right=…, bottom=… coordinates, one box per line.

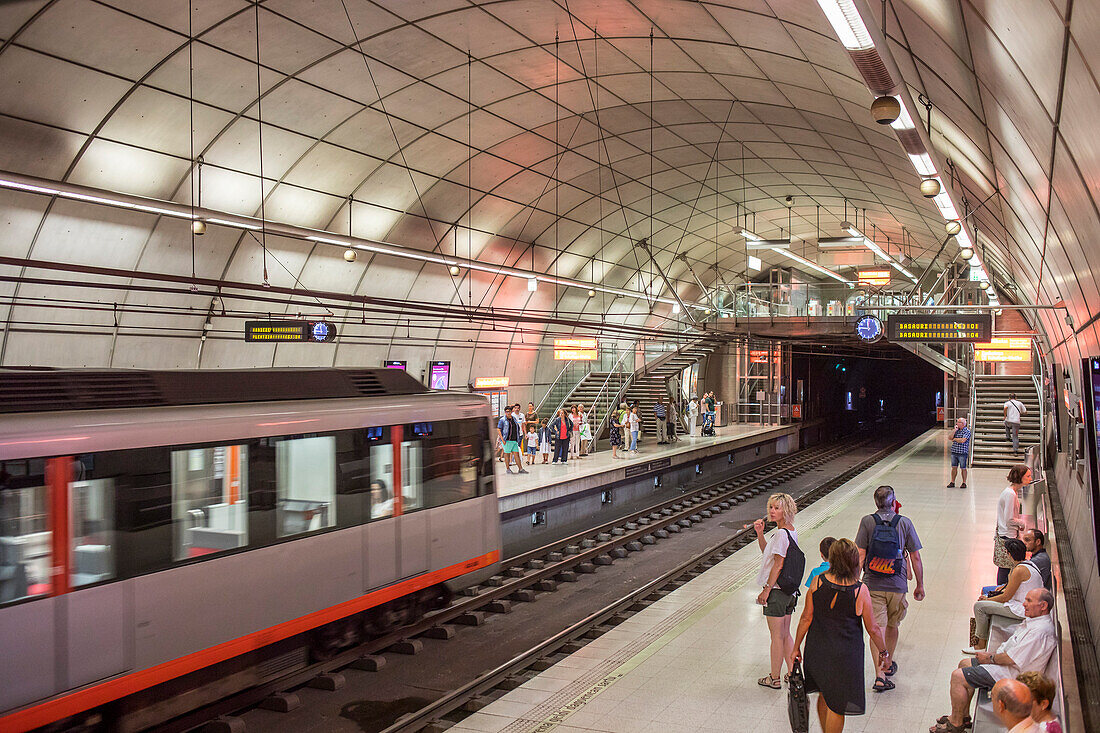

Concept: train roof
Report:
left=0, top=367, right=430, bottom=414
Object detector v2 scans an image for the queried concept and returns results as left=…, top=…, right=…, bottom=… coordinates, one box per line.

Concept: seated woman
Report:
left=965, top=538, right=1043, bottom=654
left=370, top=479, right=394, bottom=519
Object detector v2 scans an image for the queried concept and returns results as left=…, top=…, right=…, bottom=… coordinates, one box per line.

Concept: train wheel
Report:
left=309, top=616, right=360, bottom=661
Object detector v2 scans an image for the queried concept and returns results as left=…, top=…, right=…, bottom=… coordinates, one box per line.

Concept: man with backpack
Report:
left=854, top=485, right=925, bottom=692
left=1003, top=393, right=1027, bottom=456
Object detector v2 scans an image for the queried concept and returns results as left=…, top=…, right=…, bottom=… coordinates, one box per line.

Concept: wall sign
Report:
left=886, top=314, right=992, bottom=343
left=383, top=360, right=407, bottom=370
left=428, top=361, right=450, bottom=390
left=857, top=269, right=891, bottom=286
left=245, top=320, right=338, bottom=343
left=975, top=349, right=1030, bottom=362
left=474, top=376, right=509, bottom=389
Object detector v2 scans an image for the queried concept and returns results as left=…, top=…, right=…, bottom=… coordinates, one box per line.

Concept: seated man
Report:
left=930, top=589, right=1056, bottom=733
left=991, top=678, right=1040, bottom=733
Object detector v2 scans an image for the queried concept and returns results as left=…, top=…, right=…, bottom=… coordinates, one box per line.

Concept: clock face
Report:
left=856, top=315, right=883, bottom=343
left=310, top=321, right=335, bottom=342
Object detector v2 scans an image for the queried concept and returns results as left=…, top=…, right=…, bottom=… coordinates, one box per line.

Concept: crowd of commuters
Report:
left=752, top=467, right=1061, bottom=733
left=496, top=390, right=719, bottom=470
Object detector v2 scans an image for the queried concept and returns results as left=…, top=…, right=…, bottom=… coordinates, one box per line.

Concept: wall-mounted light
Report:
left=191, top=219, right=207, bottom=236
left=449, top=265, right=461, bottom=276
left=343, top=249, right=357, bottom=262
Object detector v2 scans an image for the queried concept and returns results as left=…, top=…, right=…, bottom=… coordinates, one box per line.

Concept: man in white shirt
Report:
left=1003, top=393, right=1027, bottom=455
left=992, top=679, right=1040, bottom=733
left=929, top=589, right=1056, bottom=733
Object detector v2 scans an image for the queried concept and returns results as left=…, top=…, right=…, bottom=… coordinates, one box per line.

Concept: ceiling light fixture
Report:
left=815, top=0, right=874, bottom=50
left=840, top=222, right=918, bottom=284
left=527, top=277, right=538, bottom=292
left=815, top=235, right=865, bottom=248
left=908, top=153, right=937, bottom=177
left=959, top=247, right=974, bottom=260
left=770, top=247, right=851, bottom=285
left=747, top=255, right=762, bottom=271
left=890, top=99, right=916, bottom=131
left=736, top=226, right=762, bottom=242
left=946, top=220, right=962, bottom=236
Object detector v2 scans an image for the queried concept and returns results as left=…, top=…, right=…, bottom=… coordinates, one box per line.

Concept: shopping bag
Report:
left=788, top=659, right=810, bottom=733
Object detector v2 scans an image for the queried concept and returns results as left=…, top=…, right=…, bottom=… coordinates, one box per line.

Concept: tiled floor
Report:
left=453, top=428, right=1013, bottom=733
left=497, top=424, right=789, bottom=499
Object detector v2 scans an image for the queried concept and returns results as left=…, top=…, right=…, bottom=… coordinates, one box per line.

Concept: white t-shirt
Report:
left=1004, top=399, right=1026, bottom=423
left=756, top=527, right=798, bottom=587
left=629, top=413, right=640, bottom=431
left=688, top=400, right=698, bottom=416
left=997, top=486, right=1020, bottom=537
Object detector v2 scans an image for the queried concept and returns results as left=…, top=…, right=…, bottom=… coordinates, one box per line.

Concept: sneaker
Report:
left=946, top=482, right=955, bottom=488
left=960, top=483, right=967, bottom=488
left=518, top=469, right=529, bottom=474
left=961, top=646, right=981, bottom=655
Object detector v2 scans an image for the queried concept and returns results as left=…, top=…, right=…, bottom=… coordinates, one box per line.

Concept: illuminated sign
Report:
left=474, top=376, right=509, bottom=389
left=887, top=314, right=992, bottom=343
left=974, top=337, right=1031, bottom=350
left=383, top=360, right=407, bottom=369
left=428, top=361, right=450, bottom=390
left=976, top=350, right=1031, bottom=362
left=245, top=320, right=337, bottom=343
left=857, top=269, right=891, bottom=286
left=749, top=349, right=779, bottom=364
left=554, top=337, right=598, bottom=361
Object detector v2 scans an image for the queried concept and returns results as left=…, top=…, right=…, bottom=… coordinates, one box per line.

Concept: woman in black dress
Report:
left=790, top=539, right=889, bottom=732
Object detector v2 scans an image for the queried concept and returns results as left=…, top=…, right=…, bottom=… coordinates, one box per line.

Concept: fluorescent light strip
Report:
left=890, top=99, right=916, bottom=131
left=0, top=179, right=61, bottom=195
left=815, top=0, right=874, bottom=51
left=933, top=191, right=959, bottom=220
left=771, top=247, right=851, bottom=284
left=736, top=227, right=762, bottom=242
left=908, top=153, right=937, bottom=177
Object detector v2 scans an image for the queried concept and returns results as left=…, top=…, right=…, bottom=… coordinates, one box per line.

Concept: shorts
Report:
left=526, top=446, right=537, bottom=455
left=763, top=588, right=798, bottom=617
left=951, top=452, right=968, bottom=467
left=503, top=440, right=520, bottom=454
left=960, top=662, right=997, bottom=690
left=868, top=590, right=908, bottom=628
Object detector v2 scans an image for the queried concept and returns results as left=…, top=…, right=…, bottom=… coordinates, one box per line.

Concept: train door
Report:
left=364, top=431, right=398, bottom=589
left=397, top=424, right=430, bottom=578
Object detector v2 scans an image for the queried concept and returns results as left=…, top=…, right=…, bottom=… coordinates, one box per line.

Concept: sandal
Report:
left=885, top=660, right=898, bottom=676
left=872, top=676, right=895, bottom=692
left=757, top=673, right=782, bottom=689
left=935, top=715, right=972, bottom=729
left=929, top=719, right=966, bottom=733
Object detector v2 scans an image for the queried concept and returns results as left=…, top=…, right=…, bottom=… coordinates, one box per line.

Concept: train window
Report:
left=170, top=445, right=249, bottom=560
left=70, top=455, right=115, bottom=587
left=368, top=435, right=395, bottom=521
left=404, top=419, right=482, bottom=510
left=0, top=459, right=51, bottom=604
left=333, top=427, right=393, bottom=525
left=400, top=437, right=424, bottom=513
left=275, top=436, right=336, bottom=537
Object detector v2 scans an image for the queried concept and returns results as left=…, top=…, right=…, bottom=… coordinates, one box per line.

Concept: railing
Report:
left=534, top=360, right=588, bottom=418
left=587, top=348, right=636, bottom=449
left=727, top=282, right=921, bottom=318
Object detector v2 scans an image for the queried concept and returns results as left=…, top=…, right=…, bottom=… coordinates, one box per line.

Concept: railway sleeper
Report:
left=202, top=715, right=245, bottom=733
left=258, top=692, right=300, bottom=713
left=423, top=625, right=457, bottom=640
left=487, top=600, right=514, bottom=613
left=609, top=547, right=629, bottom=559
left=386, top=640, right=424, bottom=656
left=350, top=655, right=386, bottom=672
left=592, top=554, right=614, bottom=566
left=306, top=672, right=346, bottom=691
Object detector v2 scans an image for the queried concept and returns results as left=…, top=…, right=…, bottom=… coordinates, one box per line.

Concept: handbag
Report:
left=993, top=533, right=1013, bottom=568
left=787, top=659, right=810, bottom=733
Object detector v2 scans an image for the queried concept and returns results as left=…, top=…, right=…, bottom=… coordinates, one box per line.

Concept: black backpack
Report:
left=775, top=529, right=806, bottom=594
left=867, top=514, right=904, bottom=576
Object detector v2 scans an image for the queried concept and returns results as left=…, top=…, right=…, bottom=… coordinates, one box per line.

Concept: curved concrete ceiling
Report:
left=0, top=0, right=1094, bottom=389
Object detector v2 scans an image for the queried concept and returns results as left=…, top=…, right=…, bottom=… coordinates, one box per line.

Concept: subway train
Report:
left=0, top=367, right=502, bottom=732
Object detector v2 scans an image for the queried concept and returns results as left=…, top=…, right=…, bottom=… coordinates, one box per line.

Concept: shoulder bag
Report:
left=787, top=659, right=810, bottom=733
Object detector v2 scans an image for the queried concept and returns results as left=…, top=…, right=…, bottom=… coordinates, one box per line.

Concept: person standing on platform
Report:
left=947, top=418, right=971, bottom=488
left=667, top=399, right=679, bottom=443
left=609, top=403, right=625, bottom=459
left=688, top=395, right=699, bottom=437
left=497, top=406, right=527, bottom=475
left=538, top=419, right=552, bottom=464
left=755, top=493, right=801, bottom=690
left=524, top=422, right=538, bottom=467
left=1023, top=529, right=1052, bottom=590
left=628, top=405, right=641, bottom=454
left=578, top=404, right=591, bottom=456
left=1003, top=392, right=1027, bottom=456
left=854, top=485, right=924, bottom=692
left=548, top=408, right=572, bottom=464
left=791, top=538, right=890, bottom=733
left=568, top=405, right=582, bottom=459
left=654, top=396, right=668, bottom=444
left=995, top=465, right=1030, bottom=585
left=526, top=401, right=538, bottom=429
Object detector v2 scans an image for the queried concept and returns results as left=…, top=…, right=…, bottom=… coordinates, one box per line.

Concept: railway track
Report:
left=172, top=429, right=912, bottom=733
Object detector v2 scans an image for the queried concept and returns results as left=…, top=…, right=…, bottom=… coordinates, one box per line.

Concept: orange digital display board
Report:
left=975, top=350, right=1030, bottom=362
left=858, top=269, right=891, bottom=286
left=554, top=338, right=598, bottom=361
left=974, top=337, right=1031, bottom=350
left=473, top=376, right=509, bottom=389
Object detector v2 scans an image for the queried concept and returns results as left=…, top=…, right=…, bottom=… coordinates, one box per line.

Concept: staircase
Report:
left=970, top=375, right=1041, bottom=468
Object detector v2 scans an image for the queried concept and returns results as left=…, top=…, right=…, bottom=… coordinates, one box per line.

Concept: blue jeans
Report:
left=630, top=430, right=639, bottom=450
left=951, top=452, right=967, bottom=467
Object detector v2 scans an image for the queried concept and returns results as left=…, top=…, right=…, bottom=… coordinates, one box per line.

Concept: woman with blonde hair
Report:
left=755, top=492, right=800, bottom=689
left=791, top=538, right=889, bottom=732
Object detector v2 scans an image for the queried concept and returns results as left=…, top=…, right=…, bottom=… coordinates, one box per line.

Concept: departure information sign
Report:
left=887, top=314, right=991, bottom=343
left=245, top=320, right=338, bottom=343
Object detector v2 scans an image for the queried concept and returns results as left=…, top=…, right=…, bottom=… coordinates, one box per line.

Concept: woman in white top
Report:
left=995, top=464, right=1030, bottom=584
left=628, top=406, right=641, bottom=453
left=687, top=396, right=699, bottom=437
left=578, top=404, right=591, bottom=456
left=966, top=538, right=1043, bottom=654
left=755, top=492, right=799, bottom=689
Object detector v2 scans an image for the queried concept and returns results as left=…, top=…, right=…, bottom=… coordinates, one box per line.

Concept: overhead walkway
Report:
left=447, top=430, right=1075, bottom=733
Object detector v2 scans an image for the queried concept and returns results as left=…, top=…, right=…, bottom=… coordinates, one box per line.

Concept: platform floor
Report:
left=497, top=424, right=789, bottom=499
left=452, top=429, right=1013, bottom=733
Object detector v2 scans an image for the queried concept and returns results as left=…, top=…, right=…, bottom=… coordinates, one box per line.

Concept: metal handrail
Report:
left=587, top=347, right=635, bottom=448
left=534, top=359, right=575, bottom=417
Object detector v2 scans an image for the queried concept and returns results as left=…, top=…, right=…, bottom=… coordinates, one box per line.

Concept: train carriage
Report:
left=0, top=368, right=502, bottom=732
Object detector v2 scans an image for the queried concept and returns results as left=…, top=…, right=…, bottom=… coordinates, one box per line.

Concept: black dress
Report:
left=804, top=577, right=866, bottom=716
